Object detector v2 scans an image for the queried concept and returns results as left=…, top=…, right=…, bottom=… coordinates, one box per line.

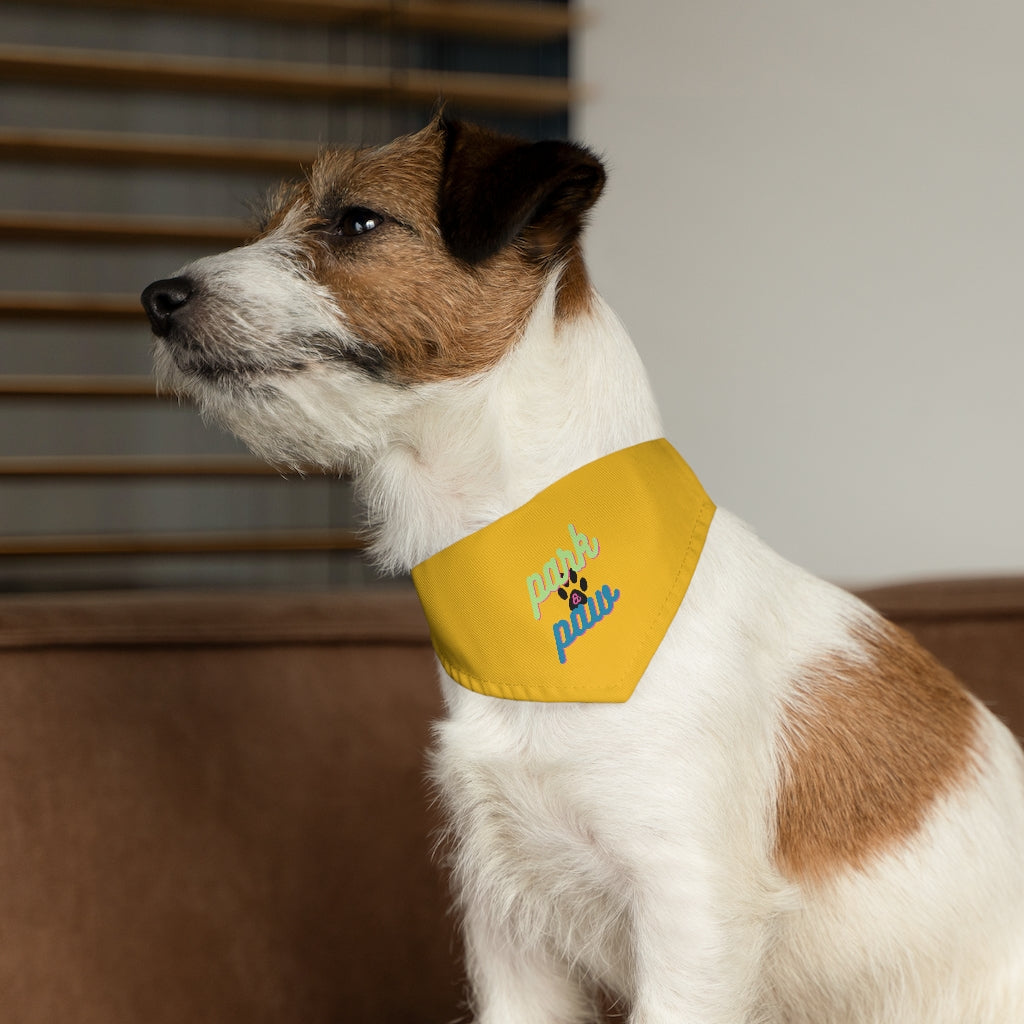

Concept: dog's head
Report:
left=141, top=118, right=606, bottom=471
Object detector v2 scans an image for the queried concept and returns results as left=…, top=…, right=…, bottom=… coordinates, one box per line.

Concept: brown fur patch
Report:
left=554, top=242, right=595, bottom=322
left=775, top=618, right=979, bottom=883
left=262, top=123, right=574, bottom=384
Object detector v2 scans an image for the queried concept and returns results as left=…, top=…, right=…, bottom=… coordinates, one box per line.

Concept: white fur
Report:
left=151, top=203, right=1024, bottom=1023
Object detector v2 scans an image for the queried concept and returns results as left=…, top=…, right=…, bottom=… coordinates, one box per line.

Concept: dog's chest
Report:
left=434, top=713, right=632, bottom=980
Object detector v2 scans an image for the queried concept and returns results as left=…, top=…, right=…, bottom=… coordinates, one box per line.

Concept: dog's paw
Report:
left=557, top=568, right=588, bottom=610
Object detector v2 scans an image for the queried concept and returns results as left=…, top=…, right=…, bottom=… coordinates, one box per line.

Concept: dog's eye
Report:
left=333, top=207, right=386, bottom=238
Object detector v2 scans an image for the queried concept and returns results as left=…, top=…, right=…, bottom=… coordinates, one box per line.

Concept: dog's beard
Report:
left=153, top=322, right=414, bottom=477
left=155, top=310, right=312, bottom=381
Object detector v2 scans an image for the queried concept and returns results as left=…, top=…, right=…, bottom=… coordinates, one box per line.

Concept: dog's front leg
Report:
left=463, top=901, right=597, bottom=1024
left=624, top=855, right=776, bottom=1024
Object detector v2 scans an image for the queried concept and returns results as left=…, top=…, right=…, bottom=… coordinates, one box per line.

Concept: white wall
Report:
left=576, top=0, right=1024, bottom=586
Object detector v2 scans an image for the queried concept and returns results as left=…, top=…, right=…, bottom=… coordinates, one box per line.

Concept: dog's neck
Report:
left=359, top=278, right=664, bottom=574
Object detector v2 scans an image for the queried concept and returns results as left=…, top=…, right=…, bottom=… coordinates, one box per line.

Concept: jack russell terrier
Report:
left=142, top=117, right=1024, bottom=1023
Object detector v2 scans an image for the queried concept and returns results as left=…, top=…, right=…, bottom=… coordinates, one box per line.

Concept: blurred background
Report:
left=2, top=0, right=1023, bottom=592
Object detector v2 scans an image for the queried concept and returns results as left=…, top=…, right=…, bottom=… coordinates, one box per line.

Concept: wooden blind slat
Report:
left=0, top=211, right=250, bottom=247
left=0, top=528, right=363, bottom=556
left=0, top=375, right=156, bottom=397
left=387, top=0, right=575, bottom=40
left=0, top=456, right=290, bottom=477
left=12, top=0, right=575, bottom=41
left=0, top=128, right=318, bottom=174
left=0, top=44, right=575, bottom=114
left=0, top=293, right=144, bottom=321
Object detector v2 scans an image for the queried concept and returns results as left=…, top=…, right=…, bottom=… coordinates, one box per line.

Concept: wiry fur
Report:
left=143, top=119, right=1024, bottom=1022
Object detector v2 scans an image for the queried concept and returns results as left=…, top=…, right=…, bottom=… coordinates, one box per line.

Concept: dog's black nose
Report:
left=141, top=277, right=193, bottom=337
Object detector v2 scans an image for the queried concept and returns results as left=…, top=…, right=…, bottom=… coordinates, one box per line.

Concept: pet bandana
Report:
left=411, top=438, right=715, bottom=703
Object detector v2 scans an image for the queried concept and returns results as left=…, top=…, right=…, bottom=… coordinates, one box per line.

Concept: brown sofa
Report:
left=0, top=579, right=1021, bottom=1023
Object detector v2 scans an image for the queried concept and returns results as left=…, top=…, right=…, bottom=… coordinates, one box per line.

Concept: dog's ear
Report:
left=438, top=118, right=606, bottom=266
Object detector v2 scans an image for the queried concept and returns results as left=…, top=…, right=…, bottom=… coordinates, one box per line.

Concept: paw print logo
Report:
left=557, top=568, right=588, bottom=610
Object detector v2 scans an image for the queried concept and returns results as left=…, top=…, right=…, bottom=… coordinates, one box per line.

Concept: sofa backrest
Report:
left=0, top=589, right=461, bottom=1024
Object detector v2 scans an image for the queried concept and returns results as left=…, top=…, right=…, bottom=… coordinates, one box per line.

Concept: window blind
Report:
left=0, top=0, right=574, bottom=591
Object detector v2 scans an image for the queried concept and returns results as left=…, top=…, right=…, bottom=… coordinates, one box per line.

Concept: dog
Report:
left=142, top=117, right=1024, bottom=1023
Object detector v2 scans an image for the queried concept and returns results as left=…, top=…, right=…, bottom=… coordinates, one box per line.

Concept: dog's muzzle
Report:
left=141, top=276, right=194, bottom=338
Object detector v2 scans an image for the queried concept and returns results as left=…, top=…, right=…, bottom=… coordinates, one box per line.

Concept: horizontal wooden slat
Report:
left=0, top=211, right=249, bottom=247
left=0, top=44, right=575, bottom=114
left=0, top=374, right=156, bottom=397
left=0, top=293, right=144, bottom=321
left=0, top=127, right=318, bottom=174
left=0, top=528, right=363, bottom=556
left=16, top=0, right=575, bottom=41
left=0, top=589, right=430, bottom=650
left=0, top=456, right=290, bottom=477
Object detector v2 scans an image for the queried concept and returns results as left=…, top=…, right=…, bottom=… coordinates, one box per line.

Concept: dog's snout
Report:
left=141, top=276, right=193, bottom=337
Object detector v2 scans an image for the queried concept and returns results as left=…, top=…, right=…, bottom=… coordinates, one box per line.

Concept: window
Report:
left=0, top=0, right=573, bottom=591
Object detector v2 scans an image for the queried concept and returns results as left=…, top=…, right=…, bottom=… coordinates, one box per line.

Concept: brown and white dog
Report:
left=142, top=118, right=1024, bottom=1023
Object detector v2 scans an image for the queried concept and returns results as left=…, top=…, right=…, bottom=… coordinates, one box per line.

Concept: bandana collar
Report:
left=411, top=439, right=715, bottom=703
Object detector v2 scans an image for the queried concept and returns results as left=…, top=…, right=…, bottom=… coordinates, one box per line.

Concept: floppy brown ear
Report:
left=438, top=118, right=606, bottom=266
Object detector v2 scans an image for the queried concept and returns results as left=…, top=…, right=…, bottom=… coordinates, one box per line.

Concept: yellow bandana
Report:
left=410, top=439, right=715, bottom=703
